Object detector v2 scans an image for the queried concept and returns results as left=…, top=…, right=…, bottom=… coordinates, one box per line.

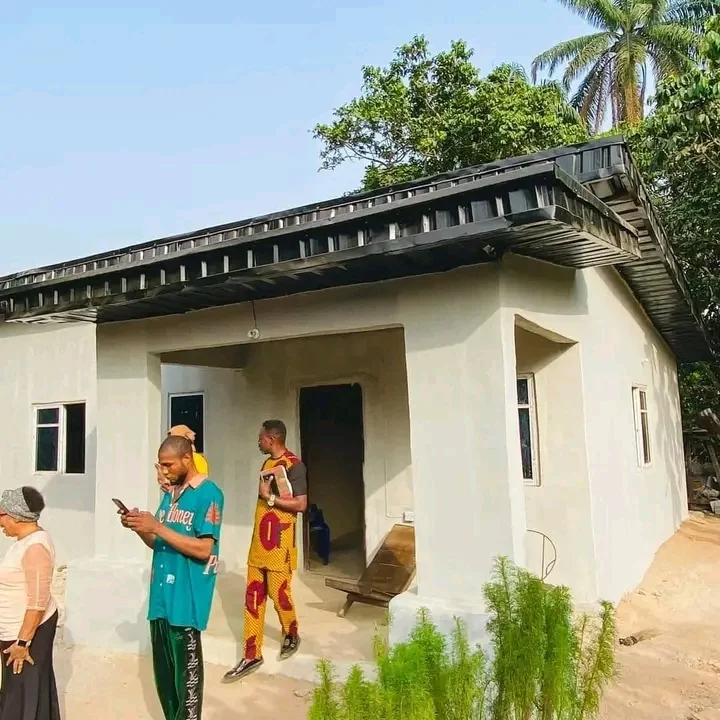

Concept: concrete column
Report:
left=92, top=327, right=162, bottom=559
left=390, top=271, right=526, bottom=646
left=64, top=325, right=161, bottom=654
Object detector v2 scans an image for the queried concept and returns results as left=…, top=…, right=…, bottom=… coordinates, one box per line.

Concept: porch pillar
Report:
left=92, top=326, right=161, bottom=559
left=64, top=325, right=161, bottom=654
left=390, top=283, right=526, bottom=646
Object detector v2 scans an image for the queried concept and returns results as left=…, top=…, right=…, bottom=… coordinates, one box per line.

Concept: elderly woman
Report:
left=0, top=487, right=59, bottom=720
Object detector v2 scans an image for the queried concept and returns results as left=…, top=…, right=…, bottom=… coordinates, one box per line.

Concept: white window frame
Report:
left=517, top=374, right=541, bottom=486
left=168, top=392, right=206, bottom=452
left=32, top=402, right=87, bottom=475
left=632, top=385, right=652, bottom=467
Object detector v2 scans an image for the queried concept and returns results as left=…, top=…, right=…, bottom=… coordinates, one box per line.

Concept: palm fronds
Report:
left=534, top=0, right=715, bottom=127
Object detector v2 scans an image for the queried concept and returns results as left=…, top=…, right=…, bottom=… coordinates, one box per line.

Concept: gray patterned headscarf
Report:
left=0, top=488, right=40, bottom=522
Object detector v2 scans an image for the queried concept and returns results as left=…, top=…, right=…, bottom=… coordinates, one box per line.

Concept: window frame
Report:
left=32, top=401, right=87, bottom=476
left=168, top=391, right=206, bottom=453
left=517, top=373, right=541, bottom=487
left=632, top=385, right=652, bottom=467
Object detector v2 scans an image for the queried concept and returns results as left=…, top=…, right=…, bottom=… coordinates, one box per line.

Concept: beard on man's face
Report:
left=169, top=468, right=188, bottom=485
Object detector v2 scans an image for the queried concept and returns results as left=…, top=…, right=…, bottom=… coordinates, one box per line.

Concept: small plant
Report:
left=483, top=558, right=616, bottom=720
left=309, top=558, right=616, bottom=720
left=308, top=611, right=486, bottom=720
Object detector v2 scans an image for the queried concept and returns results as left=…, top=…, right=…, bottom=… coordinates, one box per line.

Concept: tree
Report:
left=531, top=0, right=717, bottom=131
left=313, top=36, right=588, bottom=191
left=629, top=15, right=720, bottom=420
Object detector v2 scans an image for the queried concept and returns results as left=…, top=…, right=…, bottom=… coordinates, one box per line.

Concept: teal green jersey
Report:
left=148, top=477, right=224, bottom=631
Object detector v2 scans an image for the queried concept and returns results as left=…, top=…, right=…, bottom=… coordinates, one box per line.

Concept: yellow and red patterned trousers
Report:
left=243, top=565, right=298, bottom=660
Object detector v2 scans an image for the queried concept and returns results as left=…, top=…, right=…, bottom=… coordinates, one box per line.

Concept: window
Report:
left=34, top=403, right=86, bottom=474
left=517, top=375, right=540, bottom=485
left=169, top=393, right=205, bottom=452
left=632, top=386, right=652, bottom=466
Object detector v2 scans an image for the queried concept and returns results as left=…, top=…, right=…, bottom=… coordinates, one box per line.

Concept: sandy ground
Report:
left=600, top=512, right=720, bottom=720
left=56, top=646, right=314, bottom=719
left=51, top=512, right=720, bottom=718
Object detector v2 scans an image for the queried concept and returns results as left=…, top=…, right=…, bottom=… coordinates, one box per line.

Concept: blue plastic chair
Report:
left=308, top=504, right=331, bottom=565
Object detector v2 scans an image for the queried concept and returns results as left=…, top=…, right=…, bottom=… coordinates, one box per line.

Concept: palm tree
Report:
left=532, top=0, right=718, bottom=131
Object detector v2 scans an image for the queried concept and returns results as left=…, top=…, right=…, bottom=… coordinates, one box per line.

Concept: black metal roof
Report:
left=0, top=137, right=712, bottom=362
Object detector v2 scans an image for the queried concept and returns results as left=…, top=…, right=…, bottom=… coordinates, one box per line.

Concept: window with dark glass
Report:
left=64, top=403, right=87, bottom=474
left=35, top=408, right=60, bottom=472
left=34, top=403, right=86, bottom=474
left=169, top=394, right=205, bottom=453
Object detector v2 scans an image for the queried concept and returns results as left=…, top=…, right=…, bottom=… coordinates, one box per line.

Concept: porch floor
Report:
left=206, top=569, right=387, bottom=681
left=54, top=564, right=387, bottom=683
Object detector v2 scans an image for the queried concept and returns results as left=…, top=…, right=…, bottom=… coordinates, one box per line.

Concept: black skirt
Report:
left=0, top=611, right=60, bottom=720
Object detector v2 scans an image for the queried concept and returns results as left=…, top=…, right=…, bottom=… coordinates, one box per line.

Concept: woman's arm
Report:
left=21, top=543, right=53, bottom=641
left=5, top=543, right=54, bottom=674
left=17, top=609, right=45, bottom=645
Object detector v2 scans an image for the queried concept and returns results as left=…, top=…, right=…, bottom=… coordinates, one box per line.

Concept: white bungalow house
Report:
left=0, top=137, right=710, bottom=662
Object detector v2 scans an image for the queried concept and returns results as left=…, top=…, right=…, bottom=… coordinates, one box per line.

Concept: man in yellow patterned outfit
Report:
left=223, top=420, right=308, bottom=682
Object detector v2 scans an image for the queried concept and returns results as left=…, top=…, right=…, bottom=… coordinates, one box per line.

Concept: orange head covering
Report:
left=169, top=425, right=196, bottom=446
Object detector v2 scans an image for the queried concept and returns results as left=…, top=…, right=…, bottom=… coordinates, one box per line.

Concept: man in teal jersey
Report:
left=121, top=435, right=224, bottom=720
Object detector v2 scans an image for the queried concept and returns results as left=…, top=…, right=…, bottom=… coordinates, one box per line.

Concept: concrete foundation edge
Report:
left=63, top=558, right=152, bottom=655
left=388, top=589, right=491, bottom=654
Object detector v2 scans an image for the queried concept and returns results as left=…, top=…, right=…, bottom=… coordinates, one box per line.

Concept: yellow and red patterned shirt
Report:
left=247, top=451, right=307, bottom=572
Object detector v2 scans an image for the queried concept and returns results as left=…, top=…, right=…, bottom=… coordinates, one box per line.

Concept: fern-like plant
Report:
left=308, top=557, right=616, bottom=720
left=571, top=601, right=616, bottom=720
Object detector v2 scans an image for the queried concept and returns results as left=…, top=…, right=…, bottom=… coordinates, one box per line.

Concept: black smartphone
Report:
left=112, top=498, right=129, bottom=515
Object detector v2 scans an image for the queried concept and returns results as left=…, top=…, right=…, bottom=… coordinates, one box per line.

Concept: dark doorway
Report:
left=299, top=383, right=365, bottom=579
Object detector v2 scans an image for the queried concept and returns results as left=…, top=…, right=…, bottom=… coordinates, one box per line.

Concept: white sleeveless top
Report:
left=0, top=530, right=57, bottom=641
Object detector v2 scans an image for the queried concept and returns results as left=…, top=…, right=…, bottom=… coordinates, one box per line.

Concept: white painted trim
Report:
left=517, top=373, right=541, bottom=486
left=632, top=385, right=652, bottom=468
left=31, top=401, right=87, bottom=476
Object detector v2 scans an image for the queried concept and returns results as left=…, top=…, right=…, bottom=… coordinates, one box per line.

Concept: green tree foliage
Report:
left=628, top=15, right=720, bottom=420
left=313, top=36, right=588, bottom=191
left=309, top=559, right=616, bottom=720
left=532, top=0, right=717, bottom=130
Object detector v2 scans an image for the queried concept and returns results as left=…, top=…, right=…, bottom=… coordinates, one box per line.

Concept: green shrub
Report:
left=308, top=558, right=615, bottom=720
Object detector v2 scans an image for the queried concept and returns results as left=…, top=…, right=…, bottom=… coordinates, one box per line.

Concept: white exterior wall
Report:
left=0, top=322, right=97, bottom=565
left=515, top=329, right=597, bottom=603
left=160, top=328, right=414, bottom=571
left=161, top=364, right=244, bottom=570
left=581, top=268, right=686, bottom=602
left=1, top=252, right=688, bottom=656
left=65, top=267, right=527, bottom=654
left=501, top=255, right=687, bottom=603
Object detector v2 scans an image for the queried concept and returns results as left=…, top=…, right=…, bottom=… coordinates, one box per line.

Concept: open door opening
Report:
left=299, top=383, right=365, bottom=580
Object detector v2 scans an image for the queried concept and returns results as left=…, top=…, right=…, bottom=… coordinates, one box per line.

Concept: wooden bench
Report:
left=325, top=524, right=415, bottom=617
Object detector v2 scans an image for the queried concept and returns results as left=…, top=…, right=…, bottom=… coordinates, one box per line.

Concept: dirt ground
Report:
left=56, top=645, right=314, bottom=719
left=55, top=512, right=720, bottom=719
left=600, top=512, right=720, bottom=720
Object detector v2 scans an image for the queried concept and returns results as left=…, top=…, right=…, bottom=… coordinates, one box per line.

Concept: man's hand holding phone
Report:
left=125, top=511, right=160, bottom=534
left=114, top=499, right=140, bottom=528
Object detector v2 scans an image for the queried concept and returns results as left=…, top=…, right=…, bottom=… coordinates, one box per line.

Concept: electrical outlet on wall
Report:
left=403, top=511, right=415, bottom=523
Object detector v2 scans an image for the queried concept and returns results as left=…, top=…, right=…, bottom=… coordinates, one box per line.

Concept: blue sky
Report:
left=0, top=1, right=590, bottom=275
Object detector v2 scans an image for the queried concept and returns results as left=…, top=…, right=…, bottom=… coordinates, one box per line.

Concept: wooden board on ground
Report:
left=325, top=523, right=415, bottom=617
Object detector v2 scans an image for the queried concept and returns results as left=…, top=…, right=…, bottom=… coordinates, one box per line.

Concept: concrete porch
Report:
left=57, top=564, right=385, bottom=683
left=204, top=571, right=387, bottom=681
left=64, top=267, right=527, bottom=661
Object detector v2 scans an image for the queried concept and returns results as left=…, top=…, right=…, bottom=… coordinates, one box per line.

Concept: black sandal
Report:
left=280, top=634, right=301, bottom=659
